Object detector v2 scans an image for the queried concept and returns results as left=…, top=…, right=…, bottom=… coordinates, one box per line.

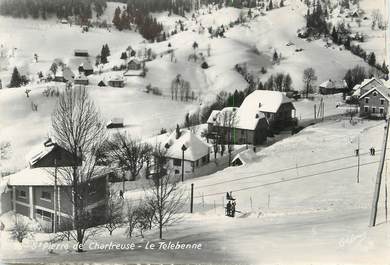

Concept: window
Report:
left=380, top=108, right=384, bottom=114
left=195, top=160, right=199, bottom=167
left=88, top=183, right=96, bottom=195
left=373, top=91, right=378, bottom=96
left=173, top=159, right=181, bottom=166
left=174, top=169, right=180, bottom=174
left=380, top=98, right=385, bottom=105
left=364, top=106, right=369, bottom=113
left=365, top=97, right=369, bottom=104
left=41, top=191, right=51, bottom=201
left=36, top=209, right=52, bottom=221
left=17, top=190, right=26, bottom=199
left=372, top=107, right=376, bottom=113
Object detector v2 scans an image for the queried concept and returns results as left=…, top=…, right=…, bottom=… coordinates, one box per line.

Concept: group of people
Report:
left=226, top=201, right=236, bottom=217
left=225, top=192, right=237, bottom=217
left=354, top=147, right=376, bottom=156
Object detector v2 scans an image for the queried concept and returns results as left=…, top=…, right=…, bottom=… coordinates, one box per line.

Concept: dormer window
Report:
left=373, top=91, right=378, bottom=96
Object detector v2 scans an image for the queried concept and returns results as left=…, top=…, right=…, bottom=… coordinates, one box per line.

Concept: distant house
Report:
left=0, top=142, right=110, bottom=232
left=106, top=118, right=124, bottom=129
left=98, top=80, right=106, bottom=87
left=78, top=61, right=94, bottom=76
left=163, top=128, right=210, bottom=177
left=74, top=74, right=89, bottom=85
left=319, top=79, right=347, bottom=94
left=124, top=58, right=146, bottom=77
left=74, top=49, right=89, bottom=57
left=108, top=76, right=124, bottom=87
left=359, top=86, right=390, bottom=119
left=54, top=67, right=74, bottom=83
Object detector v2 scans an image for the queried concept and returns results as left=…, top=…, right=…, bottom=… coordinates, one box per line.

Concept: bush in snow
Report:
left=10, top=216, right=31, bottom=243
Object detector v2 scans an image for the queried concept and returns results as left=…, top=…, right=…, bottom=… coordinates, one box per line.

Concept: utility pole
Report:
left=357, top=136, right=360, bottom=183
left=53, top=158, right=57, bottom=233
left=369, top=119, right=390, bottom=227
left=385, top=161, right=388, bottom=223
left=190, top=183, right=194, bottom=213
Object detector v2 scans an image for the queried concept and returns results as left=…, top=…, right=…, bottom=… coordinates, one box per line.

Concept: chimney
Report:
left=176, top=124, right=181, bottom=139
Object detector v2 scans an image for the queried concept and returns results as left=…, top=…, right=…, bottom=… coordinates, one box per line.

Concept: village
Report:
left=0, top=0, right=389, bottom=264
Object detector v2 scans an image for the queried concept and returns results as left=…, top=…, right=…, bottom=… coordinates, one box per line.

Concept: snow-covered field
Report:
left=1, top=120, right=389, bottom=264
left=0, top=0, right=389, bottom=263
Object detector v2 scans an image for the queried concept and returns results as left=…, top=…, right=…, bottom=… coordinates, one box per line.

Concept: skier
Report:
left=119, top=190, right=124, bottom=199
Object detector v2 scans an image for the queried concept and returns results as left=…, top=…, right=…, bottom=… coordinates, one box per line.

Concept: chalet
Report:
left=163, top=128, right=211, bottom=177
left=207, top=107, right=269, bottom=145
left=78, top=61, right=94, bottom=76
left=359, top=85, right=390, bottom=119
left=54, top=67, right=74, bottom=83
left=74, top=74, right=89, bottom=85
left=208, top=91, right=296, bottom=144
left=240, top=90, right=296, bottom=130
left=108, top=76, right=125, bottom=87
left=74, top=49, right=89, bottom=57
left=124, top=58, right=146, bottom=77
left=353, top=77, right=386, bottom=96
left=106, top=118, right=124, bottom=129
left=0, top=142, right=110, bottom=232
left=319, top=79, right=347, bottom=94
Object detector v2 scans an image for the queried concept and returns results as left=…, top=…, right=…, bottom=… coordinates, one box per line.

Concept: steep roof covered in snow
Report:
left=7, top=166, right=110, bottom=186
left=359, top=86, right=390, bottom=101
left=240, top=90, right=293, bottom=114
left=232, top=149, right=258, bottom=166
left=164, top=129, right=210, bottom=161
left=207, top=106, right=267, bottom=131
left=319, top=79, right=347, bottom=89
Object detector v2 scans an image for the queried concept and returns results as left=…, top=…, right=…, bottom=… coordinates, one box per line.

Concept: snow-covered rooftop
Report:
left=164, top=129, right=210, bottom=161
left=359, top=86, right=390, bottom=101
left=7, top=166, right=110, bottom=187
left=319, top=79, right=347, bottom=89
left=232, top=149, right=258, bottom=166
left=241, top=90, right=293, bottom=114
left=207, top=106, right=267, bottom=131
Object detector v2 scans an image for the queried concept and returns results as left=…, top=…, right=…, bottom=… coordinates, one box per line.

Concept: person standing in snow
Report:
left=226, top=201, right=231, bottom=217
left=231, top=202, right=236, bottom=217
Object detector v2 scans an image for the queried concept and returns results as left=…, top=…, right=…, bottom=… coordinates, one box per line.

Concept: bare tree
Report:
left=51, top=87, right=106, bottom=252
left=124, top=203, right=137, bottom=238
left=0, top=141, right=11, bottom=160
left=145, top=144, right=186, bottom=239
left=371, top=9, right=384, bottom=30
left=303, top=67, right=317, bottom=98
left=104, top=193, right=123, bottom=236
left=106, top=133, right=151, bottom=182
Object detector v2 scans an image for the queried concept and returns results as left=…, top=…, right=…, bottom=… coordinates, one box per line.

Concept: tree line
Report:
left=0, top=0, right=107, bottom=21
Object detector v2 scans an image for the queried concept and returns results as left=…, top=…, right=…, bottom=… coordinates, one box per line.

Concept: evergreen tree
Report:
left=367, top=52, right=376, bottom=66
left=273, top=50, right=279, bottom=62
left=382, top=61, right=389, bottom=75
left=113, top=7, right=122, bottom=30
left=268, top=0, right=273, bottom=10
left=9, top=67, right=22, bottom=88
